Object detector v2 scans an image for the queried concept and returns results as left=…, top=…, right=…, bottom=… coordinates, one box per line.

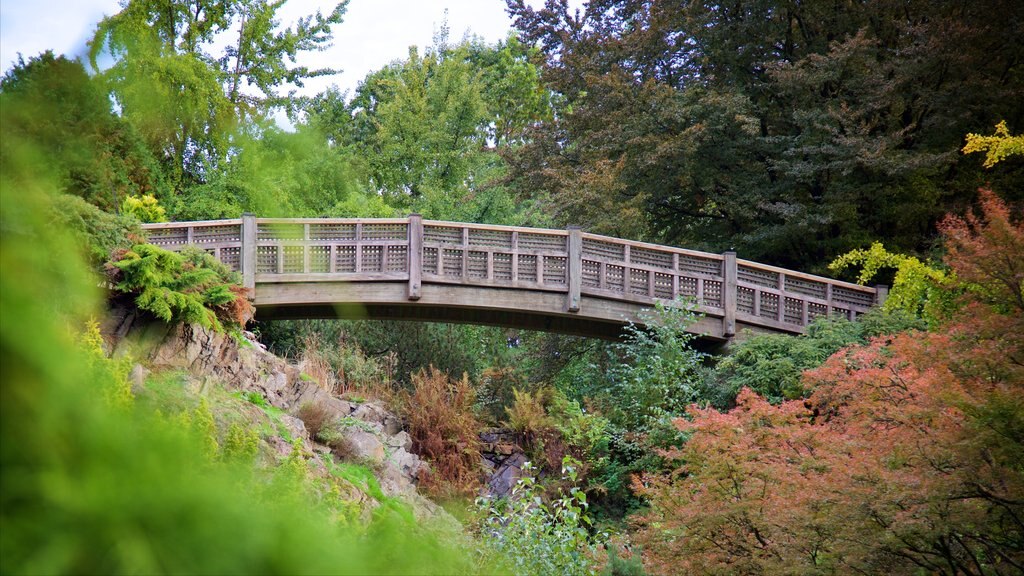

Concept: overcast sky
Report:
left=0, top=0, right=554, bottom=98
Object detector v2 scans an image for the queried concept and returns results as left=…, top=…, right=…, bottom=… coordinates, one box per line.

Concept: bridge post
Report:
left=408, top=214, right=423, bottom=301
left=722, top=250, right=737, bottom=337
left=874, top=284, right=888, bottom=307
left=241, top=213, right=256, bottom=291
left=567, top=226, right=582, bottom=312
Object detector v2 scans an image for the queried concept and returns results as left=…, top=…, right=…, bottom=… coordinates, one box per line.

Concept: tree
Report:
left=89, top=0, right=348, bottom=190
left=506, top=0, right=1024, bottom=270
left=633, top=190, right=1024, bottom=574
left=0, top=52, right=168, bottom=211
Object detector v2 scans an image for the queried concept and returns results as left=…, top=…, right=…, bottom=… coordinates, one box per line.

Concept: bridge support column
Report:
left=567, top=226, right=582, bottom=312
left=408, top=214, right=422, bottom=301
left=241, top=213, right=256, bottom=292
left=722, top=250, right=737, bottom=337
left=874, top=284, right=888, bottom=307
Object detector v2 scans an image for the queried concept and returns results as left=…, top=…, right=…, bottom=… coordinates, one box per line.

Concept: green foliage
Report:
left=1, top=147, right=480, bottom=574
left=476, top=458, right=601, bottom=576
left=505, top=0, right=1024, bottom=269
left=601, top=546, right=646, bottom=576
left=221, top=423, right=259, bottom=463
left=49, top=194, right=141, bottom=267
left=963, top=120, right=1024, bottom=168
left=0, top=51, right=170, bottom=210
left=108, top=244, right=244, bottom=332
left=120, top=194, right=166, bottom=223
left=830, top=242, right=957, bottom=324
left=607, top=300, right=707, bottom=431
left=715, top=311, right=926, bottom=405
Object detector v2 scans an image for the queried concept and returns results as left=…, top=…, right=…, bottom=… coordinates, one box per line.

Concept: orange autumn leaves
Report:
left=633, top=191, right=1023, bottom=575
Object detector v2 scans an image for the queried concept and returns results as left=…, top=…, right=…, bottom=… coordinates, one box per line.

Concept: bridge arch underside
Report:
left=253, top=281, right=731, bottom=342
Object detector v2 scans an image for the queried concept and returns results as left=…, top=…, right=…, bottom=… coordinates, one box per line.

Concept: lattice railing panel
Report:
left=469, top=229, right=513, bottom=249
left=679, top=277, right=698, bottom=298
left=193, top=224, right=241, bottom=244
left=518, top=232, right=566, bottom=252
left=737, top=286, right=756, bottom=314
left=310, top=223, right=356, bottom=241
left=785, top=276, right=827, bottom=300
left=582, top=261, right=601, bottom=288
left=362, top=223, right=406, bottom=241
left=703, top=280, right=723, bottom=308
left=631, top=247, right=673, bottom=270
left=605, top=265, right=625, bottom=293
left=335, top=246, right=357, bottom=273
left=424, top=225, right=462, bottom=244
left=361, top=246, right=383, bottom=273
left=282, top=246, right=304, bottom=274
left=832, top=286, right=874, bottom=308
left=386, top=246, right=408, bottom=273
left=423, top=247, right=439, bottom=275
left=783, top=297, right=803, bottom=324
left=582, top=238, right=625, bottom=261
left=146, top=227, right=189, bottom=246
left=219, top=247, right=241, bottom=271
left=517, top=255, right=538, bottom=282
left=680, top=254, right=721, bottom=276
left=258, top=223, right=304, bottom=240
left=654, top=272, right=674, bottom=299
left=468, top=251, right=488, bottom=279
left=309, top=246, right=331, bottom=273
left=442, top=249, right=463, bottom=277
left=493, top=253, right=513, bottom=281
left=809, top=302, right=828, bottom=320
left=543, top=256, right=567, bottom=285
left=760, top=292, right=780, bottom=319
left=738, top=265, right=779, bottom=288
left=629, top=269, right=650, bottom=296
left=256, top=246, right=277, bottom=273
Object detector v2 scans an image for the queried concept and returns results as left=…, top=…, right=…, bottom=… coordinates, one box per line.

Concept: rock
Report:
left=341, top=429, right=386, bottom=464
left=266, top=436, right=295, bottom=460
left=387, top=447, right=424, bottom=479
left=386, top=430, right=413, bottom=452
left=129, top=363, right=150, bottom=394
left=486, top=452, right=527, bottom=498
left=280, top=415, right=309, bottom=443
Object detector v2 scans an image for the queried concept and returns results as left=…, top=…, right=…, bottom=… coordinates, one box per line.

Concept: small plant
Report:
left=243, top=390, right=267, bottom=408
left=399, top=367, right=482, bottom=498
left=120, top=193, right=167, bottom=223
left=476, top=457, right=602, bottom=576
left=295, top=401, right=332, bottom=440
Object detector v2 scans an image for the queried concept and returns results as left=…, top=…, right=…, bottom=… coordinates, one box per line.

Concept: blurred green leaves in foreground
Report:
left=0, top=135, right=479, bottom=575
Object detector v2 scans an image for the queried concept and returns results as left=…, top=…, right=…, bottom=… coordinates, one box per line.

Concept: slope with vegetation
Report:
left=2, top=0, right=1023, bottom=573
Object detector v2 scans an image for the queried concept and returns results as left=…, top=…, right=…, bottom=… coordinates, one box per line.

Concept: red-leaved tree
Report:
left=633, top=191, right=1023, bottom=575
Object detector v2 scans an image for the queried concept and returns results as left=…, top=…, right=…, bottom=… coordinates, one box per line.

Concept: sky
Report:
left=0, top=0, right=554, bottom=98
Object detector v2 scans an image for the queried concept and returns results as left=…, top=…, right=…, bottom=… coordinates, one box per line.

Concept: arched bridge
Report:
left=142, top=215, right=884, bottom=341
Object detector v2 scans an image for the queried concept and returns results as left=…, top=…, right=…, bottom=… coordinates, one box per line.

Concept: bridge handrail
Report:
left=141, top=215, right=883, bottom=336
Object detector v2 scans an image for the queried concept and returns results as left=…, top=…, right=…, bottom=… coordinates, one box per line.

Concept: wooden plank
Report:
left=241, top=213, right=256, bottom=291
left=723, top=251, right=737, bottom=337
left=256, top=272, right=409, bottom=283
left=408, top=214, right=422, bottom=300
left=141, top=218, right=242, bottom=230
left=567, top=227, right=582, bottom=312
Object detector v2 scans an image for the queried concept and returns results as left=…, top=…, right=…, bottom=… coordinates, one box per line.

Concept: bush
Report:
left=121, top=193, right=167, bottom=223
left=476, top=458, right=601, bottom=576
left=50, top=193, right=141, bottom=266
left=400, top=367, right=483, bottom=498
left=295, top=401, right=333, bottom=440
left=106, top=244, right=252, bottom=331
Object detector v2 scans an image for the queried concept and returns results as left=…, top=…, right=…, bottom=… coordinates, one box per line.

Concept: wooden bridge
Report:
left=142, top=215, right=884, bottom=341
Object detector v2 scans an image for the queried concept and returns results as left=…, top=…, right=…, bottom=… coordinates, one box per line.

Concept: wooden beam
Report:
left=408, top=214, right=422, bottom=300
left=241, top=213, right=256, bottom=291
left=723, top=250, right=737, bottom=337
left=567, top=226, right=582, bottom=312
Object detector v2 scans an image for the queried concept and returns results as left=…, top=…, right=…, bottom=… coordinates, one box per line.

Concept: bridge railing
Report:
left=141, top=215, right=882, bottom=336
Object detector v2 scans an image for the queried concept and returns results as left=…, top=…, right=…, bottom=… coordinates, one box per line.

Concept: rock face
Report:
left=479, top=428, right=528, bottom=498
left=107, top=315, right=437, bottom=518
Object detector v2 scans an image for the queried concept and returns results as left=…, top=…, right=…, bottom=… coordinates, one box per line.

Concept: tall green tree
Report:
left=89, top=0, right=348, bottom=191
left=0, top=52, right=168, bottom=211
left=506, top=0, right=1024, bottom=270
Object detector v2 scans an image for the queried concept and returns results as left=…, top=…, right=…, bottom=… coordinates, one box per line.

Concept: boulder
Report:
left=486, top=452, right=527, bottom=498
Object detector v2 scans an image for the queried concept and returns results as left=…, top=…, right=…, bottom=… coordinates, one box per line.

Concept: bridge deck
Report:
left=142, top=215, right=883, bottom=340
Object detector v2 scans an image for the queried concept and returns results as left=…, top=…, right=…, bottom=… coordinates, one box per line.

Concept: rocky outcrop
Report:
left=479, top=428, right=528, bottom=498
left=106, top=314, right=440, bottom=520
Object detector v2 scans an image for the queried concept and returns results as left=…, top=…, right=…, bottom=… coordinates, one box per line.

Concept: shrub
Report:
left=476, top=458, right=601, bottom=576
left=400, top=367, right=482, bottom=498
left=50, top=193, right=141, bottom=266
left=106, top=243, right=251, bottom=331
left=120, top=193, right=167, bottom=223
left=295, top=401, right=332, bottom=441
